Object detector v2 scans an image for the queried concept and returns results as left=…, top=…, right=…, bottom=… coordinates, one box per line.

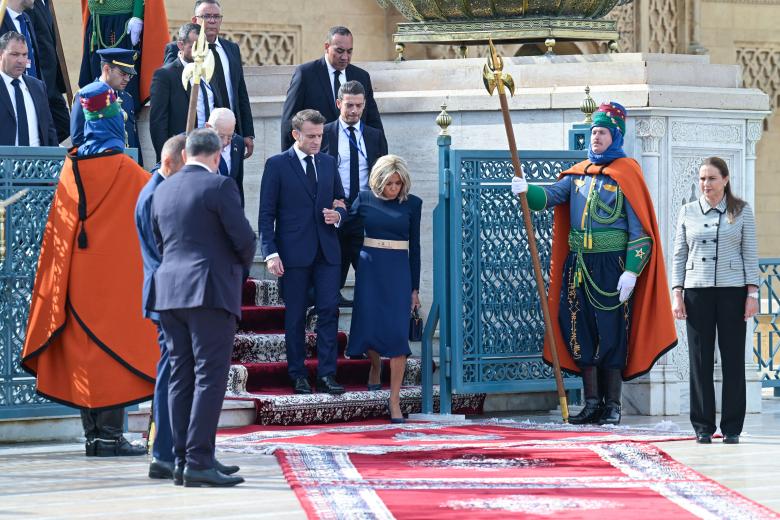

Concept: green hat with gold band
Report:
left=591, top=102, right=627, bottom=136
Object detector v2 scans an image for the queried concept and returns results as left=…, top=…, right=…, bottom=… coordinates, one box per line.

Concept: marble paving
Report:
left=1, top=394, right=777, bottom=518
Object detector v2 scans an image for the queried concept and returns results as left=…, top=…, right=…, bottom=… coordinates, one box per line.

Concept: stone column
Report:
left=623, top=116, right=681, bottom=416
left=744, top=120, right=764, bottom=413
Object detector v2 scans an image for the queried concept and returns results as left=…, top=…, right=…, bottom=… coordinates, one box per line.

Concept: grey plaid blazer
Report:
left=671, top=196, right=759, bottom=289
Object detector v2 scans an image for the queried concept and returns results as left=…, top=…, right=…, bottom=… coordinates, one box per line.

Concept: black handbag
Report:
left=409, top=306, right=423, bottom=342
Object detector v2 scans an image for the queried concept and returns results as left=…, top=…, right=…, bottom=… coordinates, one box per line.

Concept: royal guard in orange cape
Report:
left=78, top=0, right=169, bottom=112
left=22, top=81, right=158, bottom=456
left=512, top=102, right=677, bottom=425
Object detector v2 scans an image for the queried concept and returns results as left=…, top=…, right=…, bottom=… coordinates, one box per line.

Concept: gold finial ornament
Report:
left=395, top=43, right=405, bottom=62
left=482, top=39, right=515, bottom=97
left=580, top=86, right=597, bottom=123
left=436, top=102, right=452, bottom=135
left=544, top=38, right=556, bottom=56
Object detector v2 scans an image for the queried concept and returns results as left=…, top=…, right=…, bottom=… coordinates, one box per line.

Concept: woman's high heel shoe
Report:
left=367, top=362, right=382, bottom=391
left=388, top=400, right=405, bottom=424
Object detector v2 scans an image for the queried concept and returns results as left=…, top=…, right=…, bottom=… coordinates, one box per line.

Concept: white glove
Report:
left=128, top=17, right=144, bottom=46
left=511, top=176, right=528, bottom=196
left=616, top=271, right=637, bottom=303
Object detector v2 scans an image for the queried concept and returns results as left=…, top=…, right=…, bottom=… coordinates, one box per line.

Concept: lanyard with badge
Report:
left=340, top=121, right=368, bottom=162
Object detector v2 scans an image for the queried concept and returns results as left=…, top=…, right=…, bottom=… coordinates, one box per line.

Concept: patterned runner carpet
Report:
left=217, top=420, right=778, bottom=519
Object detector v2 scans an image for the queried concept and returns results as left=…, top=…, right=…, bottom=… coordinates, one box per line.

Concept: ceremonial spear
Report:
left=0, top=0, right=7, bottom=29
left=482, top=39, right=569, bottom=422
left=182, top=20, right=215, bottom=133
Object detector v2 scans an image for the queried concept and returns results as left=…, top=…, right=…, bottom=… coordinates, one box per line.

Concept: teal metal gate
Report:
left=421, top=135, right=585, bottom=413
left=0, top=146, right=72, bottom=419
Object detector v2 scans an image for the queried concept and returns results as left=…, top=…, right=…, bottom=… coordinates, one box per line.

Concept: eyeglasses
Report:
left=198, top=14, right=223, bottom=21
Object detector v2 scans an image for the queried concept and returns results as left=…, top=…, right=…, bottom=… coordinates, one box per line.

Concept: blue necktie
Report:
left=218, top=155, right=229, bottom=176
left=11, top=78, right=30, bottom=146
left=304, top=155, right=317, bottom=190
left=17, top=14, right=38, bottom=79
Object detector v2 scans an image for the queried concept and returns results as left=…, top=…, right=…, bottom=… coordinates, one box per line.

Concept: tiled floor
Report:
left=1, top=396, right=777, bottom=518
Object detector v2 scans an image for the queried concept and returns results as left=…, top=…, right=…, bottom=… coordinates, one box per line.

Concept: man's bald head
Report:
left=206, top=108, right=236, bottom=149
left=160, top=135, right=186, bottom=176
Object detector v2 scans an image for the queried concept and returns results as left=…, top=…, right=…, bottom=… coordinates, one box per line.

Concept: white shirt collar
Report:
left=6, top=6, right=22, bottom=20
left=186, top=159, right=214, bottom=173
left=0, top=70, right=21, bottom=87
left=293, top=143, right=312, bottom=162
left=699, top=195, right=727, bottom=214
left=338, top=117, right=361, bottom=134
left=324, top=56, right=345, bottom=78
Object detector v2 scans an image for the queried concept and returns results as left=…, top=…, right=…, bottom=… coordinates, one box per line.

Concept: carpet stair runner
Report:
left=225, top=278, right=485, bottom=425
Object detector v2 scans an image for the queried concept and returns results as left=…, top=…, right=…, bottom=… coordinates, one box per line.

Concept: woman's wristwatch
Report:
left=748, top=290, right=759, bottom=299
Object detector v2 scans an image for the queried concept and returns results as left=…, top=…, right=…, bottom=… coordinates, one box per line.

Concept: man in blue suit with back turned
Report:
left=152, top=128, right=256, bottom=487
left=258, top=109, right=347, bottom=395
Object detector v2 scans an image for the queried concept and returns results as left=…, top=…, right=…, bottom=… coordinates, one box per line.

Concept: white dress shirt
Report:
left=336, top=118, right=369, bottom=199
left=293, top=143, right=317, bottom=180
left=212, top=39, right=234, bottom=111
left=185, top=159, right=215, bottom=173
left=1, top=71, right=40, bottom=146
left=325, top=56, right=346, bottom=103
left=221, top=144, right=232, bottom=173
left=179, top=56, right=214, bottom=128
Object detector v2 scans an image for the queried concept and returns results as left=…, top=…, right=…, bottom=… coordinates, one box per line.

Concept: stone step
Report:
left=127, top=399, right=257, bottom=433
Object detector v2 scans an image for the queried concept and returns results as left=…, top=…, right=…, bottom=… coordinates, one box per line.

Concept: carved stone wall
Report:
left=605, top=1, right=636, bottom=52
left=168, top=20, right=301, bottom=65
left=736, top=45, right=780, bottom=112
left=647, top=0, right=680, bottom=52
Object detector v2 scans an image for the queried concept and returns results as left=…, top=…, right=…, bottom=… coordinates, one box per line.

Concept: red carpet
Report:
left=216, top=420, right=775, bottom=519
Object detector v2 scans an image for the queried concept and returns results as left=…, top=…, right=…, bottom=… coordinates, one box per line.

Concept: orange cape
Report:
left=544, top=158, right=678, bottom=381
left=21, top=150, right=158, bottom=410
left=80, top=0, right=170, bottom=105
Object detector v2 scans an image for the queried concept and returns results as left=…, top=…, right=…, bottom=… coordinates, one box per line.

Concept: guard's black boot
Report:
left=598, top=368, right=623, bottom=425
left=569, top=366, right=603, bottom=425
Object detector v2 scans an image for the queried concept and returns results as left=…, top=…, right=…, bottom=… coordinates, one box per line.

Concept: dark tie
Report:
left=332, top=70, right=340, bottom=105
left=208, top=43, right=230, bottom=110
left=201, top=80, right=210, bottom=125
left=304, top=155, right=317, bottom=190
left=219, top=155, right=229, bottom=176
left=17, top=14, right=37, bottom=79
left=347, top=126, right=360, bottom=202
left=11, top=78, right=30, bottom=146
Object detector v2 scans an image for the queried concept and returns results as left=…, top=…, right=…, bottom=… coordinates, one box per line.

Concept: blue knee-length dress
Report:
left=346, top=191, right=422, bottom=357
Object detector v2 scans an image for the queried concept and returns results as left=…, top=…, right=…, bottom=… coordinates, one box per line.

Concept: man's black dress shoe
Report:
left=149, top=458, right=174, bottom=479
left=215, top=459, right=240, bottom=475
left=173, top=463, right=184, bottom=486
left=293, top=377, right=313, bottom=394
left=338, top=293, right=353, bottom=307
left=90, top=436, right=146, bottom=457
left=723, top=434, right=740, bottom=444
left=183, top=466, right=244, bottom=487
left=696, top=434, right=712, bottom=444
left=316, top=375, right=345, bottom=395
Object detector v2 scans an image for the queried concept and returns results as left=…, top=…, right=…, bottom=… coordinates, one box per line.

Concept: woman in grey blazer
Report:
left=671, top=157, right=759, bottom=445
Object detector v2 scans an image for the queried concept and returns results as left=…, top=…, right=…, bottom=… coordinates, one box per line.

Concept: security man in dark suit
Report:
left=71, top=48, right=142, bottom=165
left=0, top=31, right=57, bottom=146
left=28, top=0, right=69, bottom=142
left=163, top=0, right=255, bottom=159
left=258, top=109, right=347, bottom=396
left=280, top=26, right=383, bottom=151
left=150, top=22, right=221, bottom=162
left=151, top=128, right=256, bottom=487
left=206, top=107, right=245, bottom=207
left=322, top=80, right=388, bottom=306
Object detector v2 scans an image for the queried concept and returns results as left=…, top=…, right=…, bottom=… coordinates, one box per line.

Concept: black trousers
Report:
left=81, top=407, right=124, bottom=440
left=338, top=218, right=364, bottom=289
left=684, top=287, right=747, bottom=436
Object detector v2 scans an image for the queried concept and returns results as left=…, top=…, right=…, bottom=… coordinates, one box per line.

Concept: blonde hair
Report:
left=369, top=154, right=411, bottom=202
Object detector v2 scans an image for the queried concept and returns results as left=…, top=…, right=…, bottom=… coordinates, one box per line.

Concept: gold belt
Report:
left=363, top=237, right=409, bottom=250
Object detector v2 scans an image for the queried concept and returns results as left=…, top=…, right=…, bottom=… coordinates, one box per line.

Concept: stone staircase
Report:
left=130, top=278, right=484, bottom=431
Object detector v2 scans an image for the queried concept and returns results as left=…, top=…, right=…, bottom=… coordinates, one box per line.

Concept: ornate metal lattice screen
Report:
left=448, top=150, right=585, bottom=394
left=0, top=146, right=72, bottom=419
left=755, top=258, right=780, bottom=393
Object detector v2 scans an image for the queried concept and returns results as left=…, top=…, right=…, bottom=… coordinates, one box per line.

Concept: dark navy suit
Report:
left=133, top=168, right=173, bottom=463
left=218, top=134, right=245, bottom=207
left=258, top=147, right=346, bottom=380
left=0, top=74, right=57, bottom=146
left=151, top=163, right=256, bottom=471
left=322, top=120, right=387, bottom=288
left=280, top=57, right=382, bottom=151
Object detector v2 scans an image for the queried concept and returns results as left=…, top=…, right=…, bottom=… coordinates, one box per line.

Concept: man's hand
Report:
left=332, top=199, right=346, bottom=210
left=267, top=256, right=284, bottom=277
left=244, top=137, right=254, bottom=159
left=511, top=176, right=528, bottom=196
left=616, top=271, right=637, bottom=303
left=322, top=208, right=341, bottom=226
left=128, top=17, right=144, bottom=46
